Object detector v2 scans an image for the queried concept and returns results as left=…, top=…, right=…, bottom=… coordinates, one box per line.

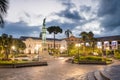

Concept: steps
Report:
left=100, top=70, right=111, bottom=80
left=94, top=70, right=106, bottom=80
left=86, top=65, right=120, bottom=80
left=87, top=72, right=96, bottom=80
left=66, top=65, right=120, bottom=80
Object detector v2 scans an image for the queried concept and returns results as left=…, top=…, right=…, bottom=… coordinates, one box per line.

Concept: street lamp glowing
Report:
left=35, top=44, right=41, bottom=51
left=60, top=46, right=65, bottom=53
left=75, top=43, right=81, bottom=63
left=11, top=46, right=16, bottom=61
left=75, top=43, right=81, bottom=47
left=11, top=46, right=15, bottom=50
left=97, top=46, right=102, bottom=49
left=35, top=44, right=41, bottom=61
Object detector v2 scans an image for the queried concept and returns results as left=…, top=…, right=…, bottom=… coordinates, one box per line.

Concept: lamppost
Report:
left=106, top=47, right=109, bottom=58
left=75, top=43, right=81, bottom=63
left=35, top=44, right=41, bottom=61
left=98, top=46, right=103, bottom=60
left=60, top=46, right=65, bottom=53
left=11, top=46, right=15, bottom=61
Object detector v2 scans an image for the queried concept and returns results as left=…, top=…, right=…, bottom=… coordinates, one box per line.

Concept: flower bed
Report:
left=0, top=61, right=48, bottom=68
left=73, top=56, right=112, bottom=64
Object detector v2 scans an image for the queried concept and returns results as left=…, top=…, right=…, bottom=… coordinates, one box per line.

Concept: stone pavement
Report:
left=67, top=60, right=120, bottom=80
left=0, top=57, right=105, bottom=80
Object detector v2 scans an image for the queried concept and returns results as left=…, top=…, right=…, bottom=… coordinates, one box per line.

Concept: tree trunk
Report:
left=83, top=42, right=86, bottom=56
left=67, top=38, right=69, bottom=56
left=5, top=49, right=8, bottom=60
left=54, top=33, right=55, bottom=50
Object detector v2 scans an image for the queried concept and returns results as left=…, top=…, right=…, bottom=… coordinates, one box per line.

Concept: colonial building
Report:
left=96, top=35, right=120, bottom=50
left=20, top=36, right=67, bottom=54
left=20, top=35, right=120, bottom=54
left=64, top=35, right=81, bottom=44
left=64, top=35, right=120, bottom=51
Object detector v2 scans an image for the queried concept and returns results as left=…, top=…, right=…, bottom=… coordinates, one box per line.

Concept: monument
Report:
left=40, top=18, right=49, bottom=59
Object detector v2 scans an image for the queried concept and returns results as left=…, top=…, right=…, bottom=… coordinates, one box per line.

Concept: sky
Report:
left=0, top=0, right=120, bottom=39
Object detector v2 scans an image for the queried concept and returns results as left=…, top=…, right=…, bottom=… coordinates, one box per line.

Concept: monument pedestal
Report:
left=40, top=18, right=54, bottom=61
left=40, top=44, right=53, bottom=61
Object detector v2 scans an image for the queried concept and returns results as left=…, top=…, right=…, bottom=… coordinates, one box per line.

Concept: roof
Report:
left=20, top=36, right=62, bottom=41
left=20, top=35, right=120, bottom=41
left=20, top=36, right=40, bottom=40
left=96, top=35, right=120, bottom=41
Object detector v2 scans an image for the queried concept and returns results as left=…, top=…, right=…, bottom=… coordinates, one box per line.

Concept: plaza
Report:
left=0, top=0, right=120, bottom=80
left=0, top=57, right=106, bottom=80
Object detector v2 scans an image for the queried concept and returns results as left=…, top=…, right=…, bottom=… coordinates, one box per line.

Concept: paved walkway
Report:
left=67, top=59, right=120, bottom=80
left=0, top=57, right=106, bottom=80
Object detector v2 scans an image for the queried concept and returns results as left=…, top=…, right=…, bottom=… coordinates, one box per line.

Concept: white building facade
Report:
left=20, top=36, right=67, bottom=54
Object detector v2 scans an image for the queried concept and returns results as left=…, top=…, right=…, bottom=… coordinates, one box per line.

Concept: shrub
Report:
left=114, top=50, right=120, bottom=59
left=16, top=54, right=28, bottom=57
left=75, top=56, right=103, bottom=61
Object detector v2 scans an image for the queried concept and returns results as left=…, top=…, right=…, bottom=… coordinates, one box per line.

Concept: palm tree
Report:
left=65, top=29, right=72, bottom=56
left=47, top=26, right=62, bottom=49
left=0, top=0, right=9, bottom=28
left=88, top=31, right=96, bottom=53
left=80, top=31, right=88, bottom=55
left=80, top=31, right=88, bottom=45
left=88, top=31, right=94, bottom=46
left=80, top=31, right=96, bottom=55
left=65, top=29, right=72, bottom=38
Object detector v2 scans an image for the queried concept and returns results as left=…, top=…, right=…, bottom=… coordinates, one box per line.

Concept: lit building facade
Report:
left=20, top=35, right=120, bottom=54
left=64, top=35, right=120, bottom=51
left=64, top=35, right=81, bottom=44
left=96, top=35, right=120, bottom=51
left=20, top=36, right=67, bottom=54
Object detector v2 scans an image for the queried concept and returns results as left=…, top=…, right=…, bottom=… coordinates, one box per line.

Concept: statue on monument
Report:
left=43, top=18, right=46, bottom=27
left=42, top=18, right=47, bottom=45
left=41, top=18, right=51, bottom=59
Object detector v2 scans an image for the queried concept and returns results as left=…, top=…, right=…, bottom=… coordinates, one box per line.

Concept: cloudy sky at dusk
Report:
left=0, top=0, right=120, bottom=38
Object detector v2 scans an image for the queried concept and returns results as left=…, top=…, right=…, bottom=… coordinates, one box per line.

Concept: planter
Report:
left=78, top=61, right=107, bottom=65
left=0, top=61, right=48, bottom=68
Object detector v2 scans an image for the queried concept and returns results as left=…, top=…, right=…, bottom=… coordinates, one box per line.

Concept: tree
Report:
left=47, top=26, right=62, bottom=49
left=65, top=29, right=72, bottom=56
left=80, top=31, right=88, bottom=43
left=88, top=31, right=96, bottom=53
left=0, top=0, right=9, bottom=28
left=13, top=39, right=26, bottom=54
left=65, top=29, right=72, bottom=38
left=80, top=31, right=88, bottom=55
left=80, top=31, right=96, bottom=55
left=0, top=33, right=26, bottom=60
left=0, top=33, right=13, bottom=60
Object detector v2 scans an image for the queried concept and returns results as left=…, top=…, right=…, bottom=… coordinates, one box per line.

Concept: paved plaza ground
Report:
left=0, top=57, right=106, bottom=80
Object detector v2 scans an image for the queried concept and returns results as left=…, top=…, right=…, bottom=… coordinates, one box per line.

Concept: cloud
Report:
left=3, top=0, right=120, bottom=39
left=0, top=21, right=41, bottom=38
left=80, top=5, right=91, bottom=12
left=98, top=0, right=120, bottom=31
left=57, top=9, right=83, bottom=20
left=56, top=0, right=84, bottom=20
left=46, top=19, right=77, bottom=31
left=5, top=0, right=64, bottom=25
left=72, top=20, right=105, bottom=37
